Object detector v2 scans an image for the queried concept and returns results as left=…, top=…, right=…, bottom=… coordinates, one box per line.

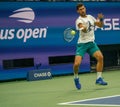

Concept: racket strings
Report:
left=64, top=28, right=75, bottom=42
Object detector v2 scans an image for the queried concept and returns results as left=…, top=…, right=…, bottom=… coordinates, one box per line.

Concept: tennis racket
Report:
left=63, top=28, right=76, bottom=42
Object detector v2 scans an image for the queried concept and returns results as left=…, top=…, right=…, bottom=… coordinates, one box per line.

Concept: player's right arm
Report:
left=77, top=23, right=87, bottom=33
left=76, top=18, right=87, bottom=33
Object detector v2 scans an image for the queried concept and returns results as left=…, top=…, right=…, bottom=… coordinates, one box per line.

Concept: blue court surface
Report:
left=58, top=95, right=120, bottom=106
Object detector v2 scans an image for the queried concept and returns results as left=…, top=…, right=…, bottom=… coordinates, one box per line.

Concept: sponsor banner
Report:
left=0, top=2, right=119, bottom=76
left=27, top=69, right=52, bottom=81
left=0, top=2, right=120, bottom=48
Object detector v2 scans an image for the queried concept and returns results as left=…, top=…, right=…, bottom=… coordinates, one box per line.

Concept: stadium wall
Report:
left=0, top=2, right=120, bottom=81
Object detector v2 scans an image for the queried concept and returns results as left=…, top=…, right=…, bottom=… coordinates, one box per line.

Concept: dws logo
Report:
left=9, top=7, right=35, bottom=23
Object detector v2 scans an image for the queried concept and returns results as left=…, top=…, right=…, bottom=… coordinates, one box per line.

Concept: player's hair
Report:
left=76, top=3, right=84, bottom=10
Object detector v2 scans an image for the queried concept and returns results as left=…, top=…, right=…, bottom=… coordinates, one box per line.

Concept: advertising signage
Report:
left=0, top=2, right=119, bottom=79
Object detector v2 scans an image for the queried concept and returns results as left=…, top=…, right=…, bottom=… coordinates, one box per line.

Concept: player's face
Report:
left=77, top=5, right=86, bottom=17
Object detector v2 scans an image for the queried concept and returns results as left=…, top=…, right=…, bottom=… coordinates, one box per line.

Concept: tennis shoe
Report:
left=74, top=78, right=81, bottom=90
left=96, top=77, right=108, bottom=85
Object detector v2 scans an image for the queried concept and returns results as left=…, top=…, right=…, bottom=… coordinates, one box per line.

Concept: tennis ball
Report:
left=71, top=30, right=76, bottom=35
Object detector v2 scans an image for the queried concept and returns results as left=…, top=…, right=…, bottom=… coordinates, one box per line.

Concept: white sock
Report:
left=74, top=73, right=79, bottom=79
left=97, top=72, right=102, bottom=79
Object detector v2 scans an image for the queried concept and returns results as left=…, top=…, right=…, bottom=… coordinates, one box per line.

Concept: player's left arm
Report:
left=94, top=13, right=104, bottom=28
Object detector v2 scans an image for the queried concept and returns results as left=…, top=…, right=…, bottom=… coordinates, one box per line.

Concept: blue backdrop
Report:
left=0, top=2, right=120, bottom=80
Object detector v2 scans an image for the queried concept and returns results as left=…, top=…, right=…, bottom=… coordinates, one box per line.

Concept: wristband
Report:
left=100, top=18, right=103, bottom=22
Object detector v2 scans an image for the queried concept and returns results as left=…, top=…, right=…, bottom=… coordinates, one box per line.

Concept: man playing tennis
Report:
left=74, top=3, right=108, bottom=90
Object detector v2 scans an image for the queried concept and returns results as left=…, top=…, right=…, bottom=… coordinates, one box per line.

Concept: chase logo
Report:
left=9, top=7, right=35, bottom=23
left=27, top=69, right=52, bottom=81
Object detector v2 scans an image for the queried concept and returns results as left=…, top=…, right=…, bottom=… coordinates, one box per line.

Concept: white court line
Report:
left=58, top=95, right=120, bottom=106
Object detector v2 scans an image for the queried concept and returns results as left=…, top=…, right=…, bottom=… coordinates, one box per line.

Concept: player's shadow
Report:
left=94, top=87, right=108, bottom=90
left=69, top=86, right=109, bottom=94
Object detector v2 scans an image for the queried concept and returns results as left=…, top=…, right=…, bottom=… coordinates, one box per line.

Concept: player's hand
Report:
left=97, top=13, right=104, bottom=20
left=78, top=23, right=87, bottom=33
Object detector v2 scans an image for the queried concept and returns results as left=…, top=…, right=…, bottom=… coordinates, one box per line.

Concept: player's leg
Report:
left=73, top=55, right=82, bottom=90
left=88, top=42, right=108, bottom=85
left=73, top=43, right=86, bottom=90
left=73, top=55, right=82, bottom=78
left=93, top=50, right=107, bottom=85
left=93, top=50, right=103, bottom=75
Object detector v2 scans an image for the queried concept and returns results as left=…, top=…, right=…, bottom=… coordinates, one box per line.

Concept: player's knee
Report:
left=73, top=62, right=80, bottom=69
left=97, top=54, right=103, bottom=62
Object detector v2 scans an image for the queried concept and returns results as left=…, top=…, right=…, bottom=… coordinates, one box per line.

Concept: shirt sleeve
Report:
left=75, top=17, right=83, bottom=30
left=89, top=15, right=96, bottom=24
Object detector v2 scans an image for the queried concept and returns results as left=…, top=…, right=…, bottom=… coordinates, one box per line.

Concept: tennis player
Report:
left=74, top=3, right=108, bottom=90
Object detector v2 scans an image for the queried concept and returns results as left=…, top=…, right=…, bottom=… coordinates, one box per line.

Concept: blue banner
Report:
left=0, top=2, right=120, bottom=79
left=0, top=2, right=120, bottom=48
